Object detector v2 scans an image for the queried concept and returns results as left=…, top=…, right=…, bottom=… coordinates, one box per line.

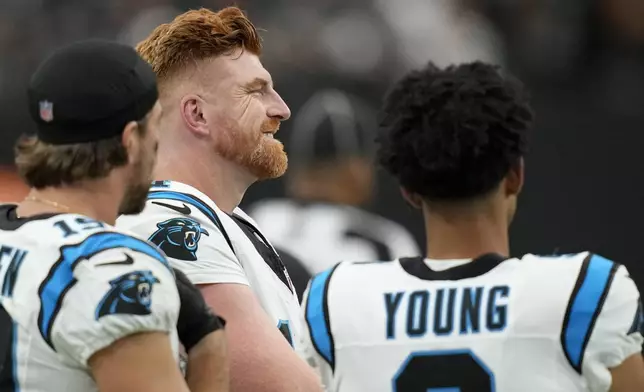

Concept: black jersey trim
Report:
left=399, top=253, right=507, bottom=281
left=304, top=263, right=342, bottom=371
left=560, top=253, right=618, bottom=374
left=230, top=214, right=293, bottom=294
left=0, top=204, right=61, bottom=231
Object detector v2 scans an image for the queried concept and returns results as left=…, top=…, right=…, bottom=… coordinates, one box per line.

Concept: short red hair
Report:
left=136, top=7, right=262, bottom=83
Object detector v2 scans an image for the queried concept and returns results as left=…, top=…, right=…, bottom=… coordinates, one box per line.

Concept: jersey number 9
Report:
left=393, top=350, right=494, bottom=391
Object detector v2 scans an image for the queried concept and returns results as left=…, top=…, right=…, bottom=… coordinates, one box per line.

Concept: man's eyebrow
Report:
left=244, top=77, right=271, bottom=89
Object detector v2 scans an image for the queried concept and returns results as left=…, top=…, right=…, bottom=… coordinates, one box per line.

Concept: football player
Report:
left=301, top=62, right=644, bottom=391
left=0, top=40, right=226, bottom=392
left=116, top=7, right=321, bottom=392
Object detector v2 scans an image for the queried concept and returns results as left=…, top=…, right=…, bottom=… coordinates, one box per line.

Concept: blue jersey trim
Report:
left=37, top=231, right=168, bottom=349
left=561, top=254, right=618, bottom=373
left=305, top=263, right=341, bottom=370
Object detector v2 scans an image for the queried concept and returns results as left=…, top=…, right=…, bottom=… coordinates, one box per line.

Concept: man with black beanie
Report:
left=0, top=40, right=228, bottom=392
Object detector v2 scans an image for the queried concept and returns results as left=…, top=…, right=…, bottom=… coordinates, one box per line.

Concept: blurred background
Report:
left=1, top=0, right=644, bottom=289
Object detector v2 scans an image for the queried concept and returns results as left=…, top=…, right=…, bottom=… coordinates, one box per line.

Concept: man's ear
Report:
left=121, top=121, right=140, bottom=163
left=400, top=187, right=423, bottom=209
left=505, top=158, right=525, bottom=197
left=180, top=94, right=210, bottom=137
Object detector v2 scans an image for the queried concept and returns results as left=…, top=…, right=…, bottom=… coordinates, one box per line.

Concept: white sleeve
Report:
left=47, top=243, right=180, bottom=368
left=569, top=259, right=644, bottom=391
left=118, top=206, right=249, bottom=287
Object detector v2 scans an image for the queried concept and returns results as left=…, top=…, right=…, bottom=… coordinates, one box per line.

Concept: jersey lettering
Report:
left=393, top=349, right=495, bottom=391
left=53, top=217, right=105, bottom=237
left=0, top=245, right=27, bottom=298
left=384, top=285, right=510, bottom=339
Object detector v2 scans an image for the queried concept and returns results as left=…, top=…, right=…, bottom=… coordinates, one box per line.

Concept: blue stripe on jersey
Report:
left=38, top=231, right=168, bottom=348
left=147, top=190, right=234, bottom=254
left=562, top=254, right=617, bottom=372
left=12, top=322, right=19, bottom=392
left=305, top=264, right=341, bottom=369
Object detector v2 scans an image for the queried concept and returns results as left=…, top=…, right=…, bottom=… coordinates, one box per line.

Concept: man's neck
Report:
left=423, top=207, right=510, bottom=260
left=155, top=144, right=255, bottom=214
left=17, top=181, right=123, bottom=225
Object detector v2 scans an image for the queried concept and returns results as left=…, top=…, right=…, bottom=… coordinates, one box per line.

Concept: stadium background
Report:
left=0, top=0, right=643, bottom=289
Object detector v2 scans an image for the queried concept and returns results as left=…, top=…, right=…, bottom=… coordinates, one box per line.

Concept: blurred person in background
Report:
left=300, top=62, right=644, bottom=391
left=116, top=7, right=322, bottom=392
left=0, top=40, right=227, bottom=392
left=250, top=89, right=420, bottom=298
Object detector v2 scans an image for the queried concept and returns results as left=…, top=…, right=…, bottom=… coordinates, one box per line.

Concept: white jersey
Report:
left=249, top=199, right=420, bottom=275
left=0, top=204, right=180, bottom=391
left=301, top=252, right=644, bottom=392
left=117, top=181, right=302, bottom=350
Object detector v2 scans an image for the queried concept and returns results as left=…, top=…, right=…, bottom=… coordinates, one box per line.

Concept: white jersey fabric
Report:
left=249, top=199, right=421, bottom=275
left=0, top=204, right=180, bottom=391
left=117, top=180, right=303, bottom=350
left=301, top=252, right=644, bottom=392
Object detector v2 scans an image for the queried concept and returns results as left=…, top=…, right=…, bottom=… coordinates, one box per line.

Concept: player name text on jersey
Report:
left=384, top=285, right=510, bottom=339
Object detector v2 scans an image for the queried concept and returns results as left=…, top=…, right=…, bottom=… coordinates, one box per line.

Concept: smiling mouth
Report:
left=185, top=231, right=197, bottom=247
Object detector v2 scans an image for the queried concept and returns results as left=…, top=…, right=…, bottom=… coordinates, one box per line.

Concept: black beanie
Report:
left=27, top=39, right=158, bottom=145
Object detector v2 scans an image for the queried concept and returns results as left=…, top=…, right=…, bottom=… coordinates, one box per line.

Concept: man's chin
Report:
left=248, top=152, right=288, bottom=181
left=118, top=185, right=151, bottom=216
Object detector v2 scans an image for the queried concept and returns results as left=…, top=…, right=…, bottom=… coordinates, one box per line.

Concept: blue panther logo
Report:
left=96, top=270, right=160, bottom=320
left=148, top=218, right=209, bottom=261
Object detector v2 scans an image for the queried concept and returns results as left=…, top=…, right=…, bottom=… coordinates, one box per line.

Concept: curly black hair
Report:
left=376, top=61, right=534, bottom=201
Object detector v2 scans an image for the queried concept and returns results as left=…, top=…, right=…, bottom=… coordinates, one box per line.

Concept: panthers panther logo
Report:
left=96, top=270, right=160, bottom=320
left=148, top=218, right=209, bottom=261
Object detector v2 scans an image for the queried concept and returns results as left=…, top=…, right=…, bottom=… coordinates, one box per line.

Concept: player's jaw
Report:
left=216, top=117, right=288, bottom=180
left=119, top=171, right=151, bottom=215
left=119, top=143, right=156, bottom=216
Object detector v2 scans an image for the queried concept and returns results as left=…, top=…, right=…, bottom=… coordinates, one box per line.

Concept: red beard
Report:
left=216, top=118, right=288, bottom=179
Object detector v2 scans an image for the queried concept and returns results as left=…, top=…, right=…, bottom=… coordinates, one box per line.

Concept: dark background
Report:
left=1, top=0, right=643, bottom=289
